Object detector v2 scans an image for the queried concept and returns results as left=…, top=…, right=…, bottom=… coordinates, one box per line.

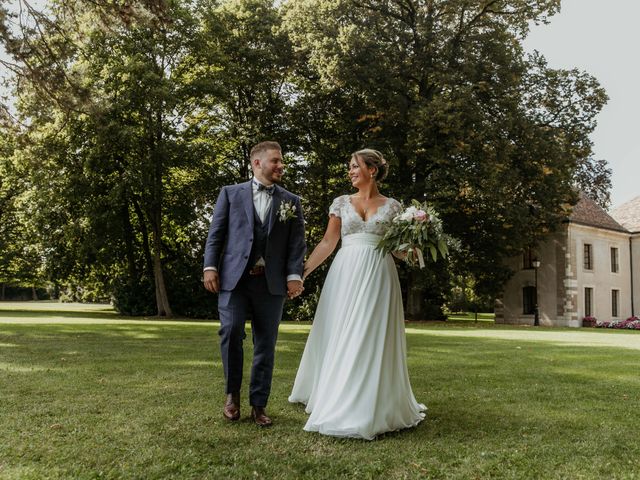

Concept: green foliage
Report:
left=0, top=129, right=44, bottom=291
left=283, top=0, right=608, bottom=302
left=110, top=243, right=219, bottom=317
left=399, top=264, right=449, bottom=320
left=111, top=275, right=156, bottom=316
left=0, top=0, right=611, bottom=318
left=163, top=255, right=219, bottom=318
left=377, top=200, right=456, bottom=268
left=57, top=275, right=111, bottom=304
left=284, top=283, right=321, bottom=321
left=445, top=274, right=494, bottom=313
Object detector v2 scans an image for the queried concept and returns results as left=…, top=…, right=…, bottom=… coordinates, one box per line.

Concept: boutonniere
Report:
left=278, top=201, right=297, bottom=222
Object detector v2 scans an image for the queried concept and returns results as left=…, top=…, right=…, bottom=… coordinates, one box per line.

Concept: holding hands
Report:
left=287, top=279, right=304, bottom=299
left=204, top=270, right=304, bottom=299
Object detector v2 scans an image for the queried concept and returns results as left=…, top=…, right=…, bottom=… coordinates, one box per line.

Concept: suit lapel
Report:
left=241, top=181, right=254, bottom=226
left=268, top=186, right=282, bottom=235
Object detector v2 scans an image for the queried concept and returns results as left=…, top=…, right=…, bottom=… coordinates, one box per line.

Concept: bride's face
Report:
left=348, top=156, right=375, bottom=188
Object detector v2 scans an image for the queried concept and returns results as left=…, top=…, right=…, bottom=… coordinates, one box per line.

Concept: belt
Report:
left=248, top=265, right=265, bottom=276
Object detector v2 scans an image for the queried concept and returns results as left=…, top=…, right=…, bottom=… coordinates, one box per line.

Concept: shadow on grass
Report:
left=0, top=308, right=217, bottom=323
left=0, top=309, right=121, bottom=320
left=5, top=324, right=638, bottom=392
left=445, top=312, right=495, bottom=322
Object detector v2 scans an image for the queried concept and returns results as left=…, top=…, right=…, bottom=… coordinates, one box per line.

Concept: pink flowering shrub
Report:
left=596, top=316, right=640, bottom=330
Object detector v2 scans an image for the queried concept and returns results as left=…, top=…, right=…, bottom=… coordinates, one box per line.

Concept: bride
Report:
left=289, top=148, right=426, bottom=440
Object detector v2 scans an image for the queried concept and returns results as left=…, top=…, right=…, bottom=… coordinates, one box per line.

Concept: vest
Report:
left=247, top=207, right=269, bottom=271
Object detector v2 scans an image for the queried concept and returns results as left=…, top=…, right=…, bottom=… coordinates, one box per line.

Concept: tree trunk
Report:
left=32, top=286, right=38, bottom=301
left=152, top=240, right=172, bottom=317
left=149, top=125, right=172, bottom=317
left=146, top=60, right=172, bottom=318
left=122, top=200, right=139, bottom=281
left=405, top=271, right=425, bottom=320
left=150, top=199, right=172, bottom=317
left=132, top=196, right=153, bottom=275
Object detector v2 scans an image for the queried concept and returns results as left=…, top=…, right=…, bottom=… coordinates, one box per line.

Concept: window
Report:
left=611, top=247, right=619, bottom=273
left=612, top=289, right=620, bottom=317
left=523, top=286, right=536, bottom=314
left=583, top=244, right=593, bottom=270
left=523, top=248, right=535, bottom=269
left=584, top=287, right=593, bottom=317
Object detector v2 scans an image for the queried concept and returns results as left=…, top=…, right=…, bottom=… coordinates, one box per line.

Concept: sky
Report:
left=523, top=0, right=640, bottom=209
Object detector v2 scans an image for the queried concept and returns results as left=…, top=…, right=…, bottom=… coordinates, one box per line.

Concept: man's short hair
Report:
left=250, top=141, right=282, bottom=161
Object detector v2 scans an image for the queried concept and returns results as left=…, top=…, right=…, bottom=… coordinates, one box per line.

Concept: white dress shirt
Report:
left=252, top=179, right=273, bottom=224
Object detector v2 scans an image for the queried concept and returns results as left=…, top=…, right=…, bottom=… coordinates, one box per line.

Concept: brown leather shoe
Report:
left=251, top=406, right=273, bottom=427
left=223, top=393, right=240, bottom=421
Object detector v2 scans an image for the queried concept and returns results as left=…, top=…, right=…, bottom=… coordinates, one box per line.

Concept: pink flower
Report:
left=414, top=210, right=429, bottom=222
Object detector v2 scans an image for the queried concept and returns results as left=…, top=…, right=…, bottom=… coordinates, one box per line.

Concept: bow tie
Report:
left=256, top=183, right=275, bottom=196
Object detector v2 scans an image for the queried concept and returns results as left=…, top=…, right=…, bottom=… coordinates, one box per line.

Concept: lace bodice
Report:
left=329, top=195, right=402, bottom=238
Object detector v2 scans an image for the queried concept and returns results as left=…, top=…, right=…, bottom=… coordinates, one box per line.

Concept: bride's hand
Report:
left=392, top=250, right=407, bottom=261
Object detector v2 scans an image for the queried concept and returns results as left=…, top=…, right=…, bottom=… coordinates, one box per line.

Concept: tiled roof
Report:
left=611, top=195, right=640, bottom=233
left=568, top=192, right=628, bottom=232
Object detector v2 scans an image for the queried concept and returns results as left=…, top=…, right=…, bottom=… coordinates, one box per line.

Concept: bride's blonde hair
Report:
left=352, top=149, right=389, bottom=181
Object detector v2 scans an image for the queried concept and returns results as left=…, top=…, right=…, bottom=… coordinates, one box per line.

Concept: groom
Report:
left=203, top=141, right=306, bottom=427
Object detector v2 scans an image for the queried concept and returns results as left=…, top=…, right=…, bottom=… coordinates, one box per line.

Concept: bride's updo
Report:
left=352, top=149, right=389, bottom=182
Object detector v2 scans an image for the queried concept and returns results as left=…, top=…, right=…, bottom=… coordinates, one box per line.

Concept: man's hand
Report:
left=287, top=280, right=304, bottom=299
left=203, top=270, right=220, bottom=293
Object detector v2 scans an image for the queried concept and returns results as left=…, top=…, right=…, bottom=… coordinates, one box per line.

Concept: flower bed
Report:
left=582, top=316, right=597, bottom=327
left=595, top=316, right=640, bottom=330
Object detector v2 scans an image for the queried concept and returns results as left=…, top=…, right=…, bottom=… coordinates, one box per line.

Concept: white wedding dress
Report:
left=289, top=195, right=426, bottom=440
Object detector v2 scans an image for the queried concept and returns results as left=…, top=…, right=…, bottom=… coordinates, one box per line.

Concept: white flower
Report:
left=399, top=206, right=418, bottom=221
left=378, top=200, right=456, bottom=268
left=278, top=201, right=296, bottom=222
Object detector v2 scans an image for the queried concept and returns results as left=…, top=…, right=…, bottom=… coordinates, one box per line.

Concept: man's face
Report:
left=255, top=149, right=284, bottom=184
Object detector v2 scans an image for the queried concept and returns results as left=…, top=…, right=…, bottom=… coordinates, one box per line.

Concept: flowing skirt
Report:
left=289, top=233, right=426, bottom=440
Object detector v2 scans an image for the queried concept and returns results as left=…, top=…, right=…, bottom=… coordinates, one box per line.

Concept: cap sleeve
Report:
left=389, top=198, right=403, bottom=217
left=329, top=195, right=344, bottom=218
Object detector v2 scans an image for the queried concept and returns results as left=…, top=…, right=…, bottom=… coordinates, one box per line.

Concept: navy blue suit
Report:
left=204, top=180, right=306, bottom=406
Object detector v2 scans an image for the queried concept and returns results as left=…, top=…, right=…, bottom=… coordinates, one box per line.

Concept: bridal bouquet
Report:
left=377, top=200, right=455, bottom=268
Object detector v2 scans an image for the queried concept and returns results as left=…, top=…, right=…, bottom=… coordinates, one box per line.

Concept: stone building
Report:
left=496, top=193, right=640, bottom=327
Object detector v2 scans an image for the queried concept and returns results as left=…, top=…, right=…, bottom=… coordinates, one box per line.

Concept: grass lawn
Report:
left=1, top=302, right=639, bottom=479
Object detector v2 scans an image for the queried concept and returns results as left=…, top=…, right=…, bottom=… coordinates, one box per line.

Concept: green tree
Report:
left=283, top=0, right=609, bottom=317
left=0, top=0, right=611, bottom=320
left=1, top=0, right=209, bottom=315
left=0, top=128, right=21, bottom=297
left=0, top=125, right=44, bottom=299
left=191, top=0, right=296, bottom=179
left=0, top=0, right=301, bottom=316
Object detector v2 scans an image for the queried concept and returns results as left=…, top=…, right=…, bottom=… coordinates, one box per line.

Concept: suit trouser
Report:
left=217, top=274, right=285, bottom=407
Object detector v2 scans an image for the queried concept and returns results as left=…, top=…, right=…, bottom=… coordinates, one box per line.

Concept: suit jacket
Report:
left=204, top=180, right=306, bottom=296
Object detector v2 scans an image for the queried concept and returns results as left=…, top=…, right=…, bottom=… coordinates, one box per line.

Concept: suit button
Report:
left=249, top=239, right=253, bottom=242
left=244, top=255, right=248, bottom=259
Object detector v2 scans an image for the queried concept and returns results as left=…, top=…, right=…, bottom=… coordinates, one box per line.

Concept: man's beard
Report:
left=266, top=172, right=283, bottom=183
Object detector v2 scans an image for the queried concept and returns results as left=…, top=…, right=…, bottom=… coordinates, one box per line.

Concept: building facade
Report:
left=497, top=193, right=640, bottom=327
